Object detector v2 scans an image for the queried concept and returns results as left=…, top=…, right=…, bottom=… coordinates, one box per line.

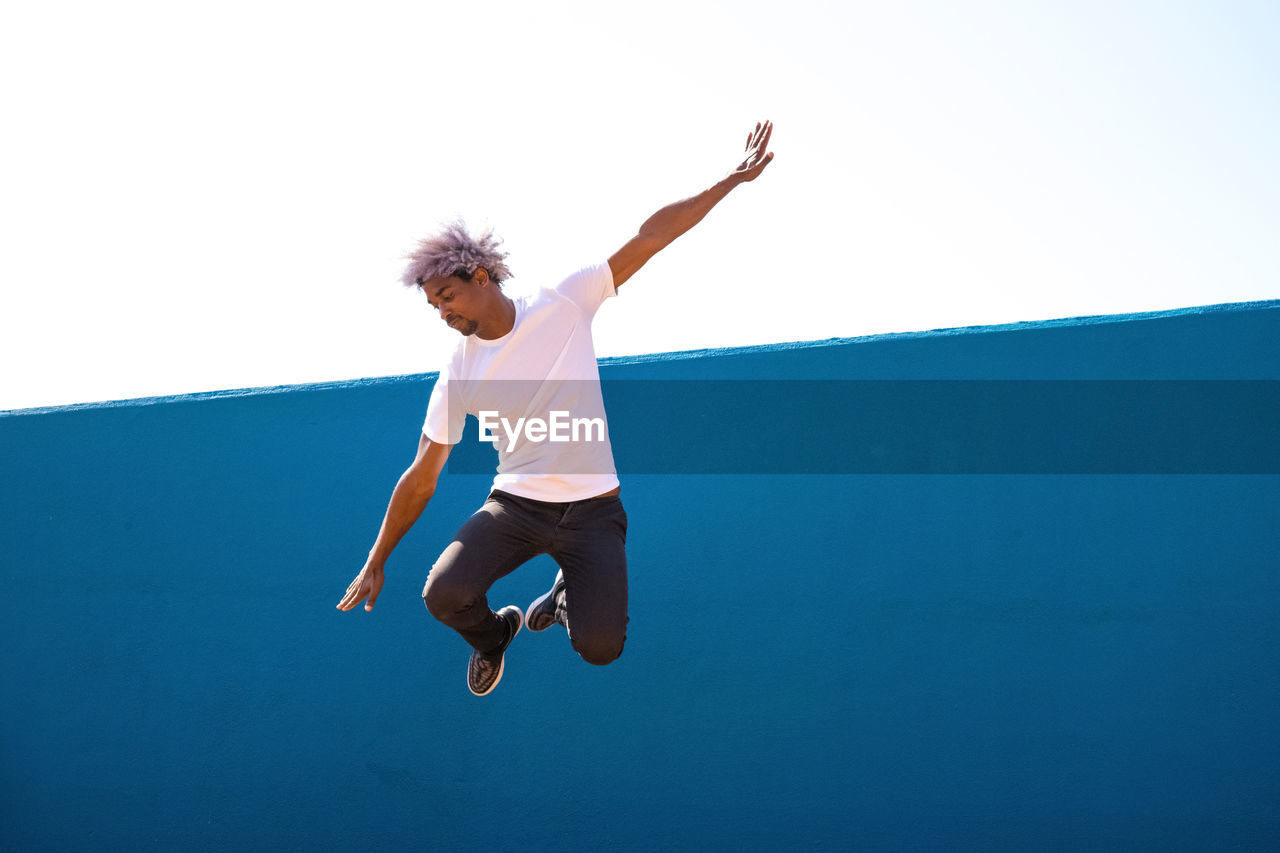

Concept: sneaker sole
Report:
left=525, top=587, right=557, bottom=632
left=469, top=607, right=522, bottom=697
left=469, top=658, right=504, bottom=697
left=526, top=571, right=565, bottom=632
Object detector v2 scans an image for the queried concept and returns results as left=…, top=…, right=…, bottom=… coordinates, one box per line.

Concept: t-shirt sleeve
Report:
left=553, top=261, right=617, bottom=318
left=422, top=363, right=466, bottom=445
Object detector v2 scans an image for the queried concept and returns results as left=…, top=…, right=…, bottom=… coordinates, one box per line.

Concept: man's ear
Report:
left=473, top=268, right=490, bottom=287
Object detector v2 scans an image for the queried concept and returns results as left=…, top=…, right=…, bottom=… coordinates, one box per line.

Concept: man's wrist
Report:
left=716, top=173, right=744, bottom=192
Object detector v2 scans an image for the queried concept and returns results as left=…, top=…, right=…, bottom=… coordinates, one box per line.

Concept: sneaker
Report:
left=525, top=570, right=566, bottom=632
left=467, top=606, right=523, bottom=696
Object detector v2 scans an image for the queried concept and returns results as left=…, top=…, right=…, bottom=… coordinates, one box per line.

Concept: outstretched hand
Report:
left=337, top=558, right=385, bottom=612
left=607, top=119, right=776, bottom=288
left=730, top=120, right=775, bottom=184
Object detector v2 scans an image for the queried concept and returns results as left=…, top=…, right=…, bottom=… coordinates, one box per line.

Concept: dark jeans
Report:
left=422, top=489, right=628, bottom=665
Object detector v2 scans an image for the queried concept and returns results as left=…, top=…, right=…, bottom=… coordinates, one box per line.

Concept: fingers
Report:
left=758, top=120, right=773, bottom=155
left=338, top=564, right=386, bottom=612
left=750, top=120, right=772, bottom=154
left=735, top=120, right=774, bottom=180
left=743, top=120, right=773, bottom=169
left=337, top=575, right=368, bottom=611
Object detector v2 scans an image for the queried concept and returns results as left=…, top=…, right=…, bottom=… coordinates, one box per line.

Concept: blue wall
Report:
left=2, top=301, right=1278, bottom=851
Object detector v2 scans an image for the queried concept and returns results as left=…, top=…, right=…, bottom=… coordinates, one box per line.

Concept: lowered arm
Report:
left=337, top=433, right=452, bottom=612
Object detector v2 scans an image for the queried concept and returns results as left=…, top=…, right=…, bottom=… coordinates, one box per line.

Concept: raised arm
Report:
left=608, top=120, right=775, bottom=289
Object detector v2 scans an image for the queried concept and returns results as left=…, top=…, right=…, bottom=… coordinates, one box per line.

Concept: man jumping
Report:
left=337, top=120, right=775, bottom=695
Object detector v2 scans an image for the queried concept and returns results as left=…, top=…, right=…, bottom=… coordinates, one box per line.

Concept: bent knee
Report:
left=572, top=634, right=625, bottom=666
left=422, top=573, right=477, bottom=621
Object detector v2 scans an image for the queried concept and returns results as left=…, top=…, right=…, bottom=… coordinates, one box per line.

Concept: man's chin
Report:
left=446, top=316, right=479, bottom=336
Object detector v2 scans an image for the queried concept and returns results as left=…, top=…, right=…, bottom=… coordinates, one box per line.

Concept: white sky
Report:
left=2, top=0, right=1277, bottom=411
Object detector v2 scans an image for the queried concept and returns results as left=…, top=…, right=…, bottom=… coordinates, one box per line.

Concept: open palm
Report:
left=731, top=120, right=775, bottom=183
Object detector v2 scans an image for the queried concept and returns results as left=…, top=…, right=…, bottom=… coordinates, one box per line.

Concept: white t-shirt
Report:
left=422, top=262, right=620, bottom=502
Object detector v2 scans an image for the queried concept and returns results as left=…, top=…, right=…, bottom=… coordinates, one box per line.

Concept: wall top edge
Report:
left=5, top=298, right=1277, bottom=417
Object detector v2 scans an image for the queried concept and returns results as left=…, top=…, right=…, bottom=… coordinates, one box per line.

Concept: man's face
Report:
left=422, top=274, right=480, bottom=336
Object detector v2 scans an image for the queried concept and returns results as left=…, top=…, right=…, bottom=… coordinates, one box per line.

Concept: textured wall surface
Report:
left=2, top=301, right=1278, bottom=851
